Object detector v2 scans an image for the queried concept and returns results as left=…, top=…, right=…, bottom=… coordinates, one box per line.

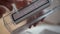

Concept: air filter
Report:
left=11, top=0, right=50, bottom=24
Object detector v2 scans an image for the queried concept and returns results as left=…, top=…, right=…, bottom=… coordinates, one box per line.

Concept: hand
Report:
left=28, top=11, right=45, bottom=28
left=14, top=0, right=32, bottom=9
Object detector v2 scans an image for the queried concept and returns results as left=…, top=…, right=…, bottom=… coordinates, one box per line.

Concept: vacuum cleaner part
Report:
left=11, top=0, right=50, bottom=24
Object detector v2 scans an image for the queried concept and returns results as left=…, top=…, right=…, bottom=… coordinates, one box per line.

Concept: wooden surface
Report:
left=0, top=18, right=10, bottom=34
left=0, top=11, right=27, bottom=34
